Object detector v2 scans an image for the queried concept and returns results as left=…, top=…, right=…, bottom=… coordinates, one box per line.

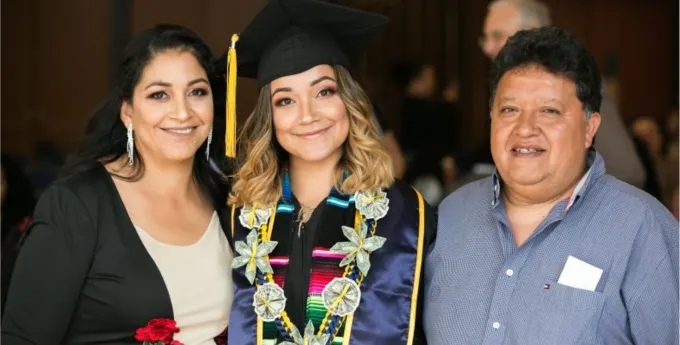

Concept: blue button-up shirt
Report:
left=425, top=150, right=679, bottom=345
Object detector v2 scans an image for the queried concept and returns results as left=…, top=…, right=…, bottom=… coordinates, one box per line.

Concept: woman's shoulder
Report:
left=22, top=166, right=106, bottom=249
left=386, top=180, right=437, bottom=244
left=40, top=164, right=112, bottom=211
left=385, top=179, right=421, bottom=204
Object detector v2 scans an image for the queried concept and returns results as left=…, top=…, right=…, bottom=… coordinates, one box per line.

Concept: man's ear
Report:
left=584, top=112, right=601, bottom=149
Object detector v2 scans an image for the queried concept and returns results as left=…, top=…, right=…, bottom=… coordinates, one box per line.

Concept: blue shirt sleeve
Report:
left=622, top=206, right=679, bottom=345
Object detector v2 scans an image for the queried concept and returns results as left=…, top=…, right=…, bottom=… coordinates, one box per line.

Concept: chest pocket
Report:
left=507, top=280, right=605, bottom=345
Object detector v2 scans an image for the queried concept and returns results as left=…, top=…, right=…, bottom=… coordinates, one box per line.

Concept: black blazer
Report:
left=1, top=165, right=231, bottom=345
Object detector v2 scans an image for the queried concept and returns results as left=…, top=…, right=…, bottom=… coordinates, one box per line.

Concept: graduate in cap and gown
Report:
left=220, top=0, right=436, bottom=344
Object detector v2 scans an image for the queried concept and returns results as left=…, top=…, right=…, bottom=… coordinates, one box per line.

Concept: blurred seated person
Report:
left=630, top=135, right=663, bottom=201
left=664, top=109, right=678, bottom=159
left=631, top=117, right=671, bottom=200
left=373, top=104, right=405, bottom=178
left=663, top=109, right=679, bottom=205
left=1, top=154, right=37, bottom=317
left=391, top=61, right=456, bottom=156
left=24, top=141, right=66, bottom=196
left=391, top=61, right=458, bottom=202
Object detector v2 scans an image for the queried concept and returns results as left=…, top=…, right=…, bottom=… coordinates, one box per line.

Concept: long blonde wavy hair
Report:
left=228, top=65, right=393, bottom=207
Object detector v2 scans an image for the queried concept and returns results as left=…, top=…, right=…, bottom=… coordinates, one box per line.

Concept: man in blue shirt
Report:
left=425, top=26, right=679, bottom=345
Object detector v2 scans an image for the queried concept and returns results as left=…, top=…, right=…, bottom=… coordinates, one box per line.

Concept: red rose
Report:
left=134, top=327, right=152, bottom=342
left=148, top=319, right=179, bottom=333
left=170, top=341, right=185, bottom=345
left=149, top=328, right=173, bottom=343
left=135, top=318, right=181, bottom=344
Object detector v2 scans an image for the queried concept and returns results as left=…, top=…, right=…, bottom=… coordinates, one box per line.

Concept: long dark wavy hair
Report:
left=63, top=24, right=229, bottom=207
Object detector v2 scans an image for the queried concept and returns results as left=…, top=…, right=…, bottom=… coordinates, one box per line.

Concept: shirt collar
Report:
left=491, top=148, right=605, bottom=213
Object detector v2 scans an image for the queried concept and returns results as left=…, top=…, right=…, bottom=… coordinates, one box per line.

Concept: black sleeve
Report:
left=413, top=201, right=437, bottom=345
left=1, top=185, right=96, bottom=345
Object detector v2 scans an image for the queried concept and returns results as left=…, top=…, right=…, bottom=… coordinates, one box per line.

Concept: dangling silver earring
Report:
left=127, top=123, right=134, bottom=166
left=205, top=127, right=213, bottom=161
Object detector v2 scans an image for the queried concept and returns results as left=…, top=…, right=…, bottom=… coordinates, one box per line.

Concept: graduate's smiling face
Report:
left=120, top=50, right=213, bottom=165
left=270, top=64, right=350, bottom=164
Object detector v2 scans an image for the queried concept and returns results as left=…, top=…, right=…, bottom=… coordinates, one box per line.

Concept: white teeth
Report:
left=167, top=128, right=193, bottom=134
left=516, top=148, right=539, bottom=153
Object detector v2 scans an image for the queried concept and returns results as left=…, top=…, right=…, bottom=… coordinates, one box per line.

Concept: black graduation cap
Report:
left=222, top=0, right=389, bottom=86
left=221, top=0, right=389, bottom=157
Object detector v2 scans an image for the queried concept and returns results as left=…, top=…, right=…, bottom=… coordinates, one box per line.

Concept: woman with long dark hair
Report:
left=2, top=24, right=232, bottom=345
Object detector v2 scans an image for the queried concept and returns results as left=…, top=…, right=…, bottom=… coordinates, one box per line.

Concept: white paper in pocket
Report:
left=557, top=255, right=603, bottom=292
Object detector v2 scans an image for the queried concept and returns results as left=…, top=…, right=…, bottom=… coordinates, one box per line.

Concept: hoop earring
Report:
left=127, top=123, right=134, bottom=166
left=205, top=127, right=213, bottom=160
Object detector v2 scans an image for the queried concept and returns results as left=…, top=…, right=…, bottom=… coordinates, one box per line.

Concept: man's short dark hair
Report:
left=489, top=26, right=602, bottom=117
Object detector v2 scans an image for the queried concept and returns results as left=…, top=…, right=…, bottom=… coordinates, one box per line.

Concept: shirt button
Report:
left=492, top=322, right=501, bottom=329
left=505, top=269, right=514, bottom=277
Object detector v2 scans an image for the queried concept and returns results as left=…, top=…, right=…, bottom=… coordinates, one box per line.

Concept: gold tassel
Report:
left=225, top=33, right=239, bottom=158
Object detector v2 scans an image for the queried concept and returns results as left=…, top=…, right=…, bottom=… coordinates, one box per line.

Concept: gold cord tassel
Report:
left=225, top=33, right=239, bottom=158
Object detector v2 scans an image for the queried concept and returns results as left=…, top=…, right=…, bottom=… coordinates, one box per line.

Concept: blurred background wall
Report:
left=3, top=0, right=677, bottom=156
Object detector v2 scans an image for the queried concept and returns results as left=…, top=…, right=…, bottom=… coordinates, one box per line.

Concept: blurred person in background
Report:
left=24, top=141, right=67, bottom=196
left=1, top=154, right=37, bottom=318
left=630, top=134, right=663, bottom=201
left=632, top=116, right=677, bottom=206
left=2, top=24, right=232, bottom=345
left=631, top=117, right=664, bottom=165
left=352, top=76, right=407, bottom=179
left=373, top=103, right=406, bottom=179
left=663, top=109, right=679, bottom=205
left=463, top=0, right=646, bottom=189
left=392, top=61, right=457, bottom=204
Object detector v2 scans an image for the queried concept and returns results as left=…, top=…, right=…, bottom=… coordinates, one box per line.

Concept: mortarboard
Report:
left=221, top=0, right=389, bottom=158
